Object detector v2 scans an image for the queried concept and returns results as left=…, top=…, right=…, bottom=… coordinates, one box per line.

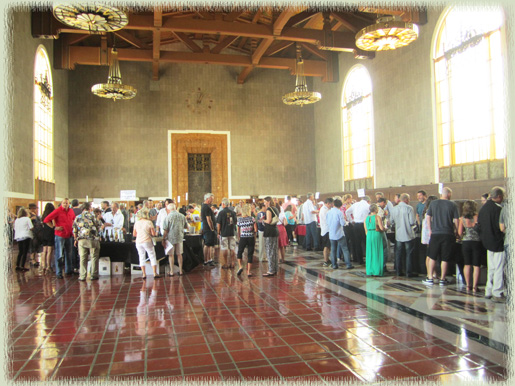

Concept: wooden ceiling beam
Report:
left=331, top=12, right=374, bottom=32
left=252, top=38, right=273, bottom=65
left=114, top=30, right=151, bottom=49
left=211, top=35, right=239, bottom=54
left=264, top=40, right=294, bottom=56
left=252, top=10, right=262, bottom=23
left=66, top=46, right=328, bottom=77
left=224, top=11, right=244, bottom=22
left=273, top=8, right=305, bottom=35
left=173, top=32, right=203, bottom=53
left=300, top=43, right=328, bottom=61
left=63, top=33, right=91, bottom=46
left=331, top=12, right=361, bottom=33
left=153, top=8, right=162, bottom=80
left=237, top=66, right=254, bottom=84
left=284, top=11, right=317, bottom=28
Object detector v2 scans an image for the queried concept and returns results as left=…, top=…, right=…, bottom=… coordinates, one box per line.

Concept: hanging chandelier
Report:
left=52, top=4, right=128, bottom=33
left=355, top=16, right=419, bottom=51
left=282, top=54, right=321, bottom=106
left=91, top=48, right=137, bottom=101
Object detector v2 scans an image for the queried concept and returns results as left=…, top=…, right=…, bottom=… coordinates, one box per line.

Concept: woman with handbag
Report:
left=364, top=204, right=384, bottom=276
left=458, top=200, right=483, bottom=293
left=262, top=196, right=279, bottom=277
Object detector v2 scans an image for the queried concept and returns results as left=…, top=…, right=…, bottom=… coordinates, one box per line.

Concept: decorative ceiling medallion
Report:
left=91, top=48, right=136, bottom=101
left=53, top=4, right=128, bottom=33
left=355, top=17, right=419, bottom=51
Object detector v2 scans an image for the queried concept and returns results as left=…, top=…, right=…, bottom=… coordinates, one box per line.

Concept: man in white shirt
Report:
left=156, top=198, right=174, bottom=235
left=346, top=195, right=371, bottom=265
left=319, top=197, right=333, bottom=267
left=103, top=202, right=125, bottom=239
left=302, top=193, right=319, bottom=251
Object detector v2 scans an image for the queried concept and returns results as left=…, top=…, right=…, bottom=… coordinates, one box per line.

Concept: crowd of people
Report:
left=7, top=186, right=509, bottom=303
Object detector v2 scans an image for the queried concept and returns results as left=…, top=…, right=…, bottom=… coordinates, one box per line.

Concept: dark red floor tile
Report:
left=261, top=346, right=297, bottom=358
left=183, top=365, right=219, bottom=375
left=275, top=362, right=315, bottom=377
left=404, top=360, right=449, bottom=376
left=280, top=334, right=314, bottom=345
left=268, top=356, right=304, bottom=365
left=178, top=343, right=210, bottom=356
left=146, top=357, right=181, bottom=372
left=320, top=369, right=363, bottom=382
left=181, top=353, right=214, bottom=368
left=212, top=352, right=233, bottom=364
left=230, top=349, right=265, bottom=362
left=291, top=342, right=327, bottom=355
left=224, top=340, right=256, bottom=351
left=89, top=363, right=110, bottom=377
left=109, top=360, right=145, bottom=375
left=240, top=366, right=280, bottom=379
left=217, top=362, right=237, bottom=371
left=208, top=343, right=226, bottom=352
left=375, top=363, right=417, bottom=379
left=146, top=368, right=183, bottom=377
left=386, top=349, right=427, bottom=363
left=306, top=358, right=349, bottom=374
left=236, top=359, right=270, bottom=369
left=413, top=345, right=454, bottom=359
left=220, top=370, right=243, bottom=380
left=53, top=364, right=91, bottom=378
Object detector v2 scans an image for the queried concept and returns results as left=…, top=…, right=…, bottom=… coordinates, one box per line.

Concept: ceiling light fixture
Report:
left=91, top=47, right=137, bottom=101
left=53, top=4, right=128, bottom=33
left=355, top=16, right=419, bottom=51
left=282, top=47, right=321, bottom=106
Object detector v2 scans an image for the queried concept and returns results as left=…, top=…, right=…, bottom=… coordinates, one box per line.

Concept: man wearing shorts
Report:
left=423, top=187, right=459, bottom=286
left=217, top=198, right=237, bottom=269
left=201, top=193, right=216, bottom=267
left=162, top=203, right=188, bottom=276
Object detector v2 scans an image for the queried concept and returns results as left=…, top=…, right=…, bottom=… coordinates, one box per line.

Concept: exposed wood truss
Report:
left=32, top=6, right=427, bottom=84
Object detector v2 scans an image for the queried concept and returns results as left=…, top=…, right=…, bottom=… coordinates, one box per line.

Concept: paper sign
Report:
left=438, top=183, right=443, bottom=194
left=120, top=190, right=136, bottom=200
left=315, top=192, right=320, bottom=199
left=357, top=188, right=365, bottom=197
left=93, top=198, right=103, bottom=205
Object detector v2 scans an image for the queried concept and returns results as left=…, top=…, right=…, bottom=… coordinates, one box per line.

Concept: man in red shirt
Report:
left=44, top=198, right=76, bottom=279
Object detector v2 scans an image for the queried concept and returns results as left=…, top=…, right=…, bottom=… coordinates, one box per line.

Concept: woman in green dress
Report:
left=364, top=204, right=384, bottom=276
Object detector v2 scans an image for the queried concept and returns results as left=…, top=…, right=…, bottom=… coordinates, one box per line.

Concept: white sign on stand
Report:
left=357, top=188, right=365, bottom=197
left=438, top=183, right=443, bottom=194
left=120, top=190, right=137, bottom=200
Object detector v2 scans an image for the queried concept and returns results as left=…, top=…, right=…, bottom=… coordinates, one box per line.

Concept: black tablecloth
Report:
left=100, top=234, right=204, bottom=273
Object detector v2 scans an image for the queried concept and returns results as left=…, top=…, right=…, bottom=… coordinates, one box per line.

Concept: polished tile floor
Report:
left=7, top=244, right=510, bottom=382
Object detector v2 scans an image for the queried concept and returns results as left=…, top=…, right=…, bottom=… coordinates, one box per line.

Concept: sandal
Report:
left=247, top=273, right=253, bottom=277
left=142, top=276, right=147, bottom=280
left=178, top=272, right=184, bottom=276
left=154, top=275, right=162, bottom=279
left=262, top=272, right=275, bottom=277
left=167, top=273, right=174, bottom=277
left=466, top=286, right=473, bottom=292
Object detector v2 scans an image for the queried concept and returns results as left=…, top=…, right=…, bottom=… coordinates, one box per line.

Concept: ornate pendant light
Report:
left=53, top=4, right=128, bottom=33
left=282, top=45, right=321, bottom=106
left=91, top=47, right=137, bottom=101
left=355, top=16, right=419, bottom=51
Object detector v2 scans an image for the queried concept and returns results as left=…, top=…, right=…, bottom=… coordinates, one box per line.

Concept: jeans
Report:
left=305, top=221, right=319, bottom=250
left=395, top=239, right=415, bottom=276
left=55, top=236, right=73, bottom=276
left=330, top=236, right=352, bottom=269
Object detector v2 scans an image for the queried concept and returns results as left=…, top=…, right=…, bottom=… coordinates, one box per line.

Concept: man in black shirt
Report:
left=201, top=193, right=216, bottom=267
left=478, top=186, right=506, bottom=303
left=217, top=198, right=238, bottom=269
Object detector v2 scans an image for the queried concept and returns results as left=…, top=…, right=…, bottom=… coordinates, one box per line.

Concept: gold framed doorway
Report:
left=170, top=132, right=229, bottom=204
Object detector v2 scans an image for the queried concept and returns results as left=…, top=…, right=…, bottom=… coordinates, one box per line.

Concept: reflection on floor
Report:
left=8, top=245, right=509, bottom=382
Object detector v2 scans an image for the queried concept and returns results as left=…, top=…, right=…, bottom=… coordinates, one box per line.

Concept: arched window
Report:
left=433, top=7, right=505, bottom=168
left=34, top=45, right=53, bottom=182
left=341, top=65, right=374, bottom=182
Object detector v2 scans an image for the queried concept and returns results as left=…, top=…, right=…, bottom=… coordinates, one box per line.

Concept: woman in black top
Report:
left=262, top=196, right=279, bottom=277
left=40, top=203, right=55, bottom=274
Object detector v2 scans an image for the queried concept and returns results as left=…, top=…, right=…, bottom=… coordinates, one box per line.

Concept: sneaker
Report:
left=291, top=242, right=298, bottom=246
left=90, top=276, right=99, bottom=281
left=56, top=274, right=63, bottom=279
left=322, top=262, right=331, bottom=267
left=422, top=277, right=434, bottom=285
left=439, top=279, right=449, bottom=286
left=344, top=266, right=354, bottom=270
left=491, top=296, right=506, bottom=303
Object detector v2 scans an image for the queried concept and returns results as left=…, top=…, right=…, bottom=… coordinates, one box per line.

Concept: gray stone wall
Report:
left=68, top=63, right=316, bottom=198
left=313, top=7, right=444, bottom=192
left=6, top=10, right=69, bottom=198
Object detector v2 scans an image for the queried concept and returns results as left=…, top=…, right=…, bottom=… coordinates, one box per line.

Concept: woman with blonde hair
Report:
left=236, top=204, right=257, bottom=276
left=14, top=208, right=33, bottom=272
left=458, top=200, right=483, bottom=293
left=133, top=208, right=161, bottom=279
